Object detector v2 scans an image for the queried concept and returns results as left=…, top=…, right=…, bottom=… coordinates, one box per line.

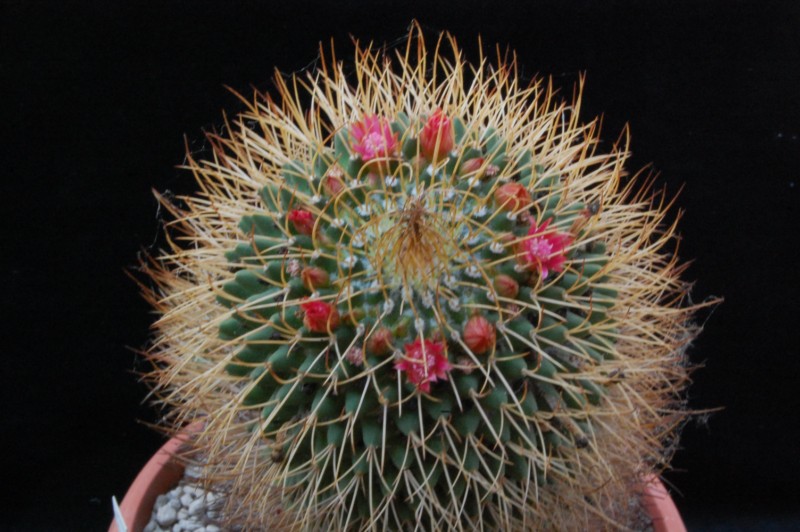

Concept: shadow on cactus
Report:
left=137, top=24, right=717, bottom=530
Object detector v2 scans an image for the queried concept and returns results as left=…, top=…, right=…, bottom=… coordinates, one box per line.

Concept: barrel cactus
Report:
left=139, top=26, right=709, bottom=530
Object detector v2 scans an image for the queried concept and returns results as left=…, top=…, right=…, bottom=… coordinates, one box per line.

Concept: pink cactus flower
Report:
left=420, top=109, right=455, bottom=161
left=300, top=299, right=340, bottom=333
left=519, top=218, right=572, bottom=279
left=349, top=115, right=399, bottom=162
left=395, top=339, right=451, bottom=393
left=288, top=209, right=315, bottom=236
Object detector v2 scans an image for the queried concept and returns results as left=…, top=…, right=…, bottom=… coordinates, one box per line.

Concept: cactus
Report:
left=138, top=25, right=713, bottom=530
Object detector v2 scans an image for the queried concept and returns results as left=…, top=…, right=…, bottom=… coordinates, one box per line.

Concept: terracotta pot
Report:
left=110, top=429, right=194, bottom=532
left=111, top=432, right=687, bottom=532
left=641, top=476, right=687, bottom=532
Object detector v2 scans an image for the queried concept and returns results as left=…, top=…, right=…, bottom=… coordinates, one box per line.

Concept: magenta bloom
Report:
left=520, top=218, right=572, bottom=279
left=395, top=339, right=451, bottom=393
left=349, top=115, right=399, bottom=162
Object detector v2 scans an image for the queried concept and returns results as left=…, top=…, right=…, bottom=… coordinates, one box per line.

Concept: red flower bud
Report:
left=420, top=109, right=455, bottom=162
left=301, top=266, right=330, bottom=290
left=323, top=165, right=345, bottom=196
left=463, top=315, right=496, bottom=355
left=300, top=300, right=339, bottom=333
left=460, top=157, right=485, bottom=175
left=366, top=327, right=393, bottom=356
left=288, top=209, right=315, bottom=236
left=494, top=183, right=532, bottom=211
left=493, top=274, right=519, bottom=299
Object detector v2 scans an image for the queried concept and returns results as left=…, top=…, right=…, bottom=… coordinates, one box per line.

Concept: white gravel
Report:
left=144, top=465, right=227, bottom=532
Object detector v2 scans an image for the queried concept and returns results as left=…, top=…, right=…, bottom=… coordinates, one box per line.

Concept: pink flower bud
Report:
left=493, top=274, right=519, bottom=299
left=288, top=209, right=315, bottom=236
left=366, top=327, right=393, bottom=356
left=300, top=300, right=340, bottom=333
left=463, top=315, right=496, bottom=355
left=301, top=266, right=330, bottom=290
left=420, top=109, right=455, bottom=162
left=494, top=183, right=532, bottom=211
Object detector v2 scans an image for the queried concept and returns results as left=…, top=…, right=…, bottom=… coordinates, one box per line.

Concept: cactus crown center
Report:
left=371, top=191, right=457, bottom=289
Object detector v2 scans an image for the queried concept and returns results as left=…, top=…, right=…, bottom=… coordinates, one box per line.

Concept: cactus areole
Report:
left=139, top=26, right=709, bottom=530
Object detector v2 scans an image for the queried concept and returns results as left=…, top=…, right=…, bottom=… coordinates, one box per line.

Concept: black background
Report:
left=2, top=1, right=799, bottom=530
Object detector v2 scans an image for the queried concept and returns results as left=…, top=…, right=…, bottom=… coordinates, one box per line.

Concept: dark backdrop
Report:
left=3, top=1, right=798, bottom=530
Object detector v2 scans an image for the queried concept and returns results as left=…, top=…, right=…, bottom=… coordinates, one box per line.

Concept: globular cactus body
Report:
left=141, top=27, right=707, bottom=531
